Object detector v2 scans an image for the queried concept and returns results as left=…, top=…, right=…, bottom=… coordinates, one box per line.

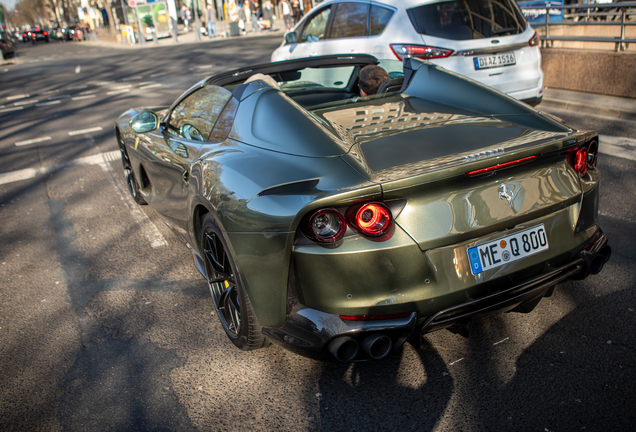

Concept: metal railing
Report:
left=519, top=2, right=636, bottom=51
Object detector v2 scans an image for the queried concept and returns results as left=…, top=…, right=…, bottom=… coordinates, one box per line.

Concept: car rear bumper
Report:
left=263, top=230, right=610, bottom=361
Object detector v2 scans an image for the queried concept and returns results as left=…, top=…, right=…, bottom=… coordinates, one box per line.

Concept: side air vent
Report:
left=259, top=179, right=319, bottom=196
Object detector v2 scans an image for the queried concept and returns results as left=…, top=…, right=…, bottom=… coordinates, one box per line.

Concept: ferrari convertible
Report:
left=115, top=55, right=610, bottom=361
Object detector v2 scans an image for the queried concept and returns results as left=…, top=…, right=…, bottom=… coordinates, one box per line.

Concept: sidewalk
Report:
left=87, top=19, right=286, bottom=50
left=540, top=88, right=636, bottom=121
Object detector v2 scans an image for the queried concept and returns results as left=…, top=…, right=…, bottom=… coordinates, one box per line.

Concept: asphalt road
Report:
left=1, top=38, right=635, bottom=432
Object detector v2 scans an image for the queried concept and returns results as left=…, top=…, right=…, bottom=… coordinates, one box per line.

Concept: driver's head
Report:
left=358, top=65, right=390, bottom=97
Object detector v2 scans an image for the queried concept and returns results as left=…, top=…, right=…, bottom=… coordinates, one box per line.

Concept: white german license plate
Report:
left=467, top=224, right=549, bottom=275
left=473, top=52, right=516, bottom=70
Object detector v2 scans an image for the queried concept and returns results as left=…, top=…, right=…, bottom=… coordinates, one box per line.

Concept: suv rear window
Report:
left=407, top=0, right=527, bottom=40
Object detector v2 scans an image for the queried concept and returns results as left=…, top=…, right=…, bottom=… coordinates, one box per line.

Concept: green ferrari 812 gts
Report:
left=115, top=55, right=610, bottom=361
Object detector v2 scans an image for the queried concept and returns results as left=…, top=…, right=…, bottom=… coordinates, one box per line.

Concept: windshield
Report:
left=408, top=0, right=527, bottom=40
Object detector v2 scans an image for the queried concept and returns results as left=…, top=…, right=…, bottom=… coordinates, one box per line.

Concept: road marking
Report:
left=111, top=84, right=133, bottom=90
left=449, top=358, right=464, bottom=365
left=107, top=89, right=130, bottom=95
left=6, top=94, right=30, bottom=100
left=36, top=100, right=61, bottom=107
left=14, top=99, right=39, bottom=106
left=0, top=167, right=43, bottom=185
left=72, top=95, right=96, bottom=101
left=139, top=83, right=162, bottom=90
left=89, top=81, right=115, bottom=86
left=48, top=94, right=71, bottom=100
left=15, top=136, right=52, bottom=147
left=0, top=106, right=24, bottom=113
left=493, top=337, right=509, bottom=345
left=150, top=72, right=165, bottom=78
left=197, top=64, right=214, bottom=69
left=122, top=76, right=143, bottom=81
left=75, top=65, right=81, bottom=74
left=68, top=85, right=88, bottom=90
left=69, top=126, right=103, bottom=136
left=599, top=135, right=636, bottom=162
left=41, top=90, right=59, bottom=95
left=79, top=91, right=96, bottom=95
left=98, top=154, right=167, bottom=248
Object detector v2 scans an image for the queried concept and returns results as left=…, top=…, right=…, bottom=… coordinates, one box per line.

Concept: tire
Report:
left=200, top=213, right=267, bottom=350
left=118, top=138, right=147, bottom=205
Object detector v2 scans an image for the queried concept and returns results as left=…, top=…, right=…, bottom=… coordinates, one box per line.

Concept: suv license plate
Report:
left=467, top=224, right=549, bottom=275
left=473, top=52, right=516, bottom=70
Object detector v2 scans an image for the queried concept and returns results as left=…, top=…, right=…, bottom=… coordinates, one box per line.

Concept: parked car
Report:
left=115, top=54, right=609, bottom=361
left=28, top=29, right=50, bottom=44
left=272, top=0, right=544, bottom=106
left=0, top=31, right=17, bottom=60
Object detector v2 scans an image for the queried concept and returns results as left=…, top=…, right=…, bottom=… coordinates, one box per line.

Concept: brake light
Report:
left=390, top=44, right=454, bottom=60
left=566, top=139, right=598, bottom=178
left=43, top=31, right=48, bottom=36
left=465, top=155, right=540, bottom=176
left=307, top=209, right=346, bottom=243
left=574, top=147, right=588, bottom=177
left=529, top=31, right=540, bottom=47
left=350, top=203, right=393, bottom=237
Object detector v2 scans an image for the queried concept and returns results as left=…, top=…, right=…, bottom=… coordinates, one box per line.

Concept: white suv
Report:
left=271, top=0, right=544, bottom=105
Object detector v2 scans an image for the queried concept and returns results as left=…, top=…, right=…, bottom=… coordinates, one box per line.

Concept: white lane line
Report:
left=98, top=155, right=167, bottom=248
left=79, top=91, right=96, bottom=95
left=122, top=76, right=143, bottom=81
left=0, top=167, right=43, bottom=185
left=89, top=81, right=115, bottom=86
left=0, top=106, right=24, bottom=113
left=449, top=358, right=464, bottom=366
left=48, top=94, right=71, bottom=100
left=68, top=126, right=103, bottom=136
left=36, top=100, right=61, bottom=107
left=68, top=85, right=88, bottom=90
left=107, top=89, right=131, bottom=95
left=72, top=95, right=97, bottom=101
left=14, top=99, right=39, bottom=106
left=493, top=337, right=509, bottom=346
left=7, top=94, right=30, bottom=100
left=150, top=72, right=165, bottom=78
left=111, top=84, right=132, bottom=90
left=139, top=83, right=162, bottom=90
left=15, top=136, right=52, bottom=147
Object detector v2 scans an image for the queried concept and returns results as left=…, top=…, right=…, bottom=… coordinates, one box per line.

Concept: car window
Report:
left=209, top=97, right=239, bottom=142
left=407, top=0, right=527, bottom=40
left=370, top=4, right=394, bottom=36
left=278, top=66, right=356, bottom=90
left=168, top=86, right=232, bottom=142
left=330, top=2, right=368, bottom=39
left=300, top=7, right=331, bottom=43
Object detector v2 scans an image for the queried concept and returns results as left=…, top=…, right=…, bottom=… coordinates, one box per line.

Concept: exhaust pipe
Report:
left=589, top=255, right=605, bottom=275
left=362, top=334, right=393, bottom=360
left=599, top=245, right=612, bottom=263
left=328, top=337, right=359, bottom=362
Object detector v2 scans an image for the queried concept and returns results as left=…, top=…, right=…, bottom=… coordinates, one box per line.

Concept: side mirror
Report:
left=285, top=31, right=298, bottom=44
left=130, top=111, right=159, bottom=133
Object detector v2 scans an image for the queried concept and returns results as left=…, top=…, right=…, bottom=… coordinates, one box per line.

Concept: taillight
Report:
left=307, top=209, right=346, bottom=243
left=43, top=31, right=48, bottom=36
left=350, top=203, right=393, bottom=236
left=390, top=44, right=454, bottom=60
left=529, top=31, right=540, bottom=47
left=587, top=140, right=598, bottom=169
left=574, top=148, right=588, bottom=177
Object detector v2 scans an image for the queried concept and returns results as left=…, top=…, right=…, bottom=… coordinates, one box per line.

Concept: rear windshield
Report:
left=407, top=0, right=527, bottom=40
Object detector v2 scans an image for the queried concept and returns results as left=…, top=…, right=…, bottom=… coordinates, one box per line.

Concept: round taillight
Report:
left=574, top=147, right=588, bottom=177
left=587, top=140, right=598, bottom=169
left=308, top=209, right=346, bottom=243
left=354, top=203, right=392, bottom=236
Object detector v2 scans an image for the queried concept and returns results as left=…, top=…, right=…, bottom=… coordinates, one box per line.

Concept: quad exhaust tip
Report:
left=328, top=337, right=359, bottom=362
left=362, top=334, right=393, bottom=360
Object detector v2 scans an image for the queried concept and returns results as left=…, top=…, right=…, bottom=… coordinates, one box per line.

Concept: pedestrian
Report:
left=281, top=0, right=292, bottom=31
left=249, top=0, right=259, bottom=33
left=185, top=7, right=192, bottom=32
left=291, top=1, right=303, bottom=26
left=206, top=4, right=217, bottom=37
left=180, top=5, right=188, bottom=32
left=237, top=2, right=247, bottom=34
left=262, top=1, right=274, bottom=31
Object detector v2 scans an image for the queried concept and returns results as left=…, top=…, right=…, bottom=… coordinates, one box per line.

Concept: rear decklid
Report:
left=314, top=87, right=585, bottom=250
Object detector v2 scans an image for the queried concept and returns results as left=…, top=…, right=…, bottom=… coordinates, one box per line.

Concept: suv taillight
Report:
left=529, top=31, right=540, bottom=47
left=390, top=44, right=454, bottom=60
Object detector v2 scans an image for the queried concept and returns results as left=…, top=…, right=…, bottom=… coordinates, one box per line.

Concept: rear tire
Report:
left=200, top=213, right=267, bottom=350
left=118, top=134, right=146, bottom=205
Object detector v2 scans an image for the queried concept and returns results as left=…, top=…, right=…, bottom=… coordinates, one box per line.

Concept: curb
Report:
left=540, top=98, right=636, bottom=122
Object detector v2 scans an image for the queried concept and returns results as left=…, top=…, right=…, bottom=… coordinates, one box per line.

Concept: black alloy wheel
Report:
left=200, top=213, right=266, bottom=350
left=119, top=140, right=146, bottom=205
